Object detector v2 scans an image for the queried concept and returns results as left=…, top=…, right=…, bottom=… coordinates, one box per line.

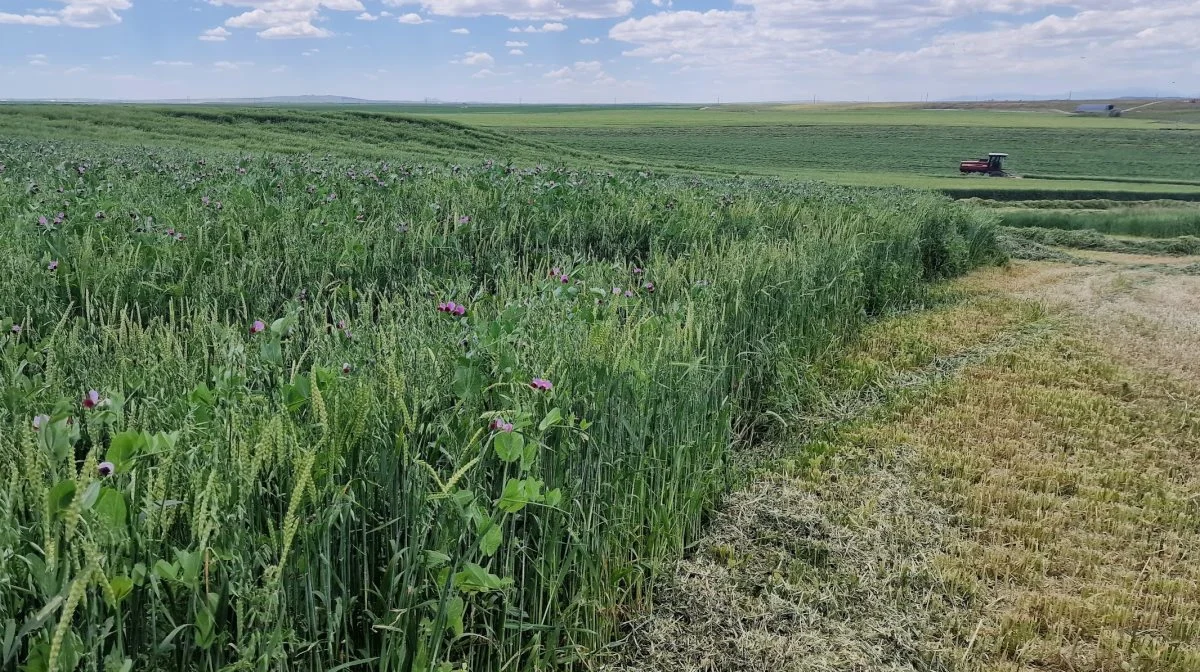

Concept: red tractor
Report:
left=959, top=152, right=1009, bottom=176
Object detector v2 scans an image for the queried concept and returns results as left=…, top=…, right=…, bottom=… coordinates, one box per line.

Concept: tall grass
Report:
left=0, top=137, right=1000, bottom=671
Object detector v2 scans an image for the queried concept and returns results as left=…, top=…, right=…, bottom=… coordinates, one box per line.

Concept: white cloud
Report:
left=505, top=40, right=527, bottom=47
left=472, top=68, right=498, bottom=78
left=396, top=12, right=428, bottom=23
left=580, top=37, right=600, bottom=44
left=451, top=27, right=469, bottom=33
left=607, top=1, right=1200, bottom=99
left=200, top=26, right=232, bottom=41
left=271, top=65, right=288, bottom=72
left=509, top=48, right=524, bottom=55
left=64, top=66, right=88, bottom=75
left=302, top=48, right=319, bottom=56
left=0, top=0, right=132, bottom=28
left=214, top=60, right=254, bottom=70
left=397, top=0, right=629, bottom=19
left=454, top=51, right=495, bottom=65
left=29, top=58, right=49, bottom=67
left=212, top=0, right=364, bottom=39
left=154, top=60, right=194, bottom=66
left=356, top=11, right=378, bottom=20
left=509, top=22, right=566, bottom=33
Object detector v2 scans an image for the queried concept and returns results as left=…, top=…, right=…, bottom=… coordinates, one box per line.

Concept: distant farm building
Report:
left=1074, top=104, right=1121, bottom=117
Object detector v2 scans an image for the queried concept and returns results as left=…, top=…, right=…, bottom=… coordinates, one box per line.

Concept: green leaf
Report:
left=423, top=550, right=451, bottom=569
left=452, top=360, right=485, bottom=400
left=538, top=408, right=563, bottom=433
left=46, top=480, right=75, bottom=518
left=479, top=523, right=502, bottom=557
left=106, top=431, right=143, bottom=470
left=444, top=596, right=465, bottom=637
left=94, top=488, right=127, bottom=531
left=493, top=431, right=524, bottom=463
left=78, top=481, right=101, bottom=511
left=152, top=560, right=178, bottom=582
left=544, top=488, right=563, bottom=508
left=498, top=478, right=543, bottom=514
left=453, top=563, right=511, bottom=594
left=108, top=577, right=133, bottom=604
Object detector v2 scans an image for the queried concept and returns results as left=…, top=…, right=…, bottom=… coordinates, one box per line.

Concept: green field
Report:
left=4, top=103, right=1200, bottom=198
left=2, top=102, right=1198, bottom=672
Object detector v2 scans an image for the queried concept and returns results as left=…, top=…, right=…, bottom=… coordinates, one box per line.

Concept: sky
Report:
left=0, top=0, right=1197, bottom=103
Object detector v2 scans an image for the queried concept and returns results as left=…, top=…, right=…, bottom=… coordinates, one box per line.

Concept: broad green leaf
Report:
left=538, top=408, right=563, bottom=433
left=108, top=576, right=133, bottom=604
left=479, top=523, right=502, bottom=557
left=498, top=478, right=543, bottom=514
left=452, top=360, right=485, bottom=400
left=94, top=489, right=127, bottom=531
left=444, top=596, right=465, bottom=637
left=46, top=480, right=75, bottom=518
left=152, top=560, right=178, bottom=582
left=453, top=563, right=510, bottom=594
left=493, top=431, right=524, bottom=463
left=106, top=431, right=143, bottom=470
left=544, top=488, right=563, bottom=508
left=78, top=481, right=101, bottom=511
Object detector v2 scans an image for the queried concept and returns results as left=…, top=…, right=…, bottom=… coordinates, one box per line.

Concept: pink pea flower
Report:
left=97, top=462, right=115, bottom=477
left=560, top=275, right=569, bottom=284
left=32, top=414, right=49, bottom=430
left=612, top=287, right=621, bottom=295
left=453, top=303, right=466, bottom=316
left=458, top=215, right=471, bottom=225
left=10, top=324, right=21, bottom=335
left=37, top=216, right=49, bottom=227
left=643, top=282, right=656, bottom=293
left=48, top=260, right=59, bottom=271
left=633, top=267, right=644, bottom=275
left=490, top=417, right=514, bottom=432
left=530, top=378, right=553, bottom=392
left=336, top=319, right=346, bottom=330
left=342, top=363, right=352, bottom=375
left=250, top=320, right=266, bottom=335
left=201, top=196, right=211, bottom=206
left=82, top=390, right=101, bottom=410
left=624, top=290, right=634, bottom=298
left=552, top=267, right=561, bottom=276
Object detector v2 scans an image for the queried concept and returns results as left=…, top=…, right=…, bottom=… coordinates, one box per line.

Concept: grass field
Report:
left=4, top=103, right=1200, bottom=198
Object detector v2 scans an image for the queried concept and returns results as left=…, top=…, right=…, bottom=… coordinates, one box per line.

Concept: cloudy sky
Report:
left=0, top=0, right=1196, bottom=102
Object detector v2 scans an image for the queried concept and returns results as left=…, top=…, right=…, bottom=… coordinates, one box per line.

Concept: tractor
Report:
left=959, top=152, right=1009, bottom=177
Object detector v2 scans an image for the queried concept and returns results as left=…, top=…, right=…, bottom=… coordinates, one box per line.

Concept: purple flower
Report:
left=643, top=282, right=656, bottom=293
left=530, top=378, right=553, bottom=392
left=82, top=390, right=101, bottom=410
left=560, top=275, right=569, bottom=284
left=633, top=267, right=644, bottom=275
left=48, top=260, right=59, bottom=271
left=97, top=462, right=115, bottom=477
left=10, top=324, right=21, bottom=335
left=201, top=195, right=211, bottom=206
left=250, top=320, right=266, bottom=335
left=327, top=193, right=338, bottom=202
left=38, top=216, right=49, bottom=227
left=490, top=417, right=514, bottom=432
left=341, top=363, right=352, bottom=375
left=32, top=414, right=49, bottom=430
left=612, top=287, right=621, bottom=295
left=457, top=215, right=471, bottom=225
left=552, top=267, right=561, bottom=276
left=624, top=290, right=634, bottom=298
left=336, top=319, right=346, bottom=330
left=166, top=228, right=176, bottom=237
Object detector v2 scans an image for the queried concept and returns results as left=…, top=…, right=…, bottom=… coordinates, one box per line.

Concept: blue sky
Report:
left=1, top=1, right=1196, bottom=102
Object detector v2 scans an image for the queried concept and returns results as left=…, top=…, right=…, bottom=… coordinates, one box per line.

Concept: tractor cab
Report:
left=960, top=152, right=1009, bottom=176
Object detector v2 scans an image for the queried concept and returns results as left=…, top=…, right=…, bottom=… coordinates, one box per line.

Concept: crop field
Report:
left=0, top=120, right=1000, bottom=671
left=2, top=102, right=1198, bottom=672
